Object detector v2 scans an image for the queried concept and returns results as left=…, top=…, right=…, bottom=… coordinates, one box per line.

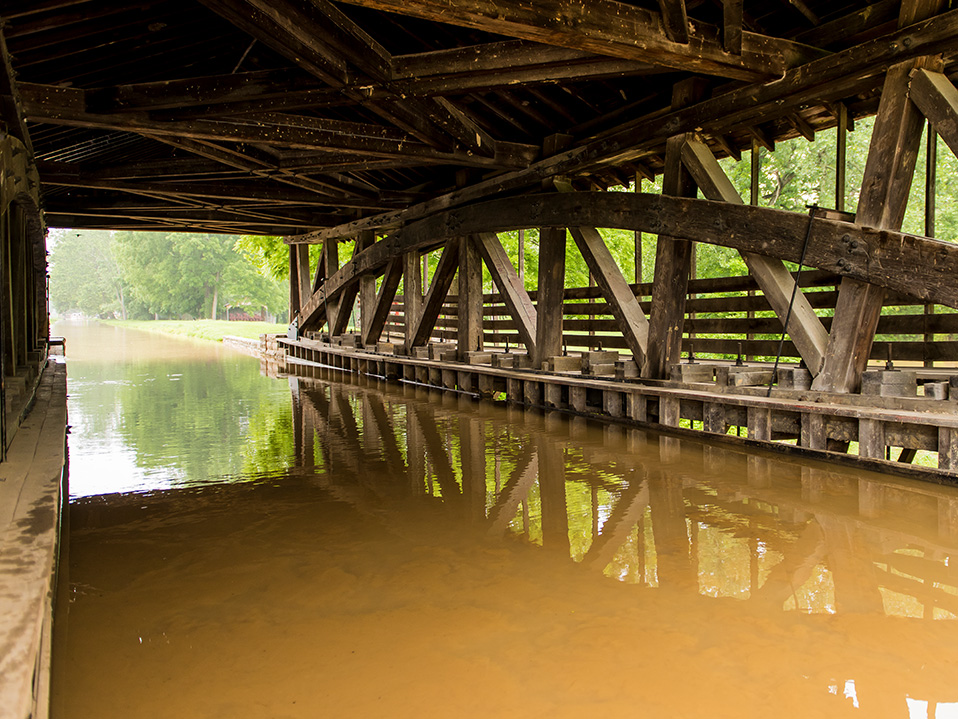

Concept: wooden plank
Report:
left=681, top=137, right=828, bottom=374
left=289, top=247, right=300, bottom=324
left=723, top=0, right=743, bottom=54
left=472, top=232, right=537, bottom=357
left=295, top=243, right=311, bottom=312
left=859, top=418, right=886, bottom=459
left=814, top=59, right=935, bottom=393
left=402, top=250, right=422, bottom=351
left=410, top=238, right=461, bottom=347
left=458, top=235, right=483, bottom=359
left=534, top=223, right=566, bottom=367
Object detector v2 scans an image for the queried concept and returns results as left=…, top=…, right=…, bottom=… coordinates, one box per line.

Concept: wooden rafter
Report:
left=334, top=0, right=816, bottom=81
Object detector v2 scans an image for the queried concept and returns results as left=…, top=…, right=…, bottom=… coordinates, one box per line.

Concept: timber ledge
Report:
left=273, top=336, right=958, bottom=485
left=0, top=361, right=68, bottom=719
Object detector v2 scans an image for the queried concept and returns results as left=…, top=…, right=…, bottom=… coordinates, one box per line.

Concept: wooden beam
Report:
left=472, top=232, right=538, bottom=356
left=458, top=235, right=483, bottom=359
left=358, top=230, right=377, bottom=343
left=402, top=250, right=422, bottom=351
left=910, top=69, right=958, bottom=162
left=681, top=137, right=829, bottom=374
left=335, top=0, right=807, bottom=81
left=292, top=190, right=958, bottom=333
left=410, top=238, right=460, bottom=347
left=814, top=58, right=937, bottom=393
left=324, top=239, right=342, bottom=334
left=287, top=8, right=958, bottom=244
left=644, top=79, right=704, bottom=379
left=295, top=243, right=311, bottom=312
left=723, top=0, right=743, bottom=54
left=658, top=0, right=690, bottom=44
left=361, top=256, right=402, bottom=346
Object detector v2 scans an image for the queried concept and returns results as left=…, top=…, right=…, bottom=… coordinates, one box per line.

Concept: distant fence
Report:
left=376, top=270, right=958, bottom=365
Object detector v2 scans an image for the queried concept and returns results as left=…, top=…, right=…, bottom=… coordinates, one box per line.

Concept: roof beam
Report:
left=334, top=0, right=819, bottom=81
left=657, top=0, right=690, bottom=44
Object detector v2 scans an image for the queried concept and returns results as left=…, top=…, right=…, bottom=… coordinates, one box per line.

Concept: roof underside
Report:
left=3, top=0, right=956, bottom=236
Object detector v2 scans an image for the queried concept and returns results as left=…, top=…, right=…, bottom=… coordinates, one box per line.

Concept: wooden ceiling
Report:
left=3, top=0, right=957, bottom=236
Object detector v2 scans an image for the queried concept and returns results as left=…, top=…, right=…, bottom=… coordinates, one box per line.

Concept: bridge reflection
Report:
left=284, top=361, right=958, bottom=620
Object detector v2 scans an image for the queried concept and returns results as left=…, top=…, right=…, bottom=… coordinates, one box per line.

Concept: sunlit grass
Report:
left=101, top=319, right=287, bottom=343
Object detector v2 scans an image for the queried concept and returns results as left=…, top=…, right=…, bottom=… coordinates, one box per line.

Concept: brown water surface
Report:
left=52, top=321, right=958, bottom=718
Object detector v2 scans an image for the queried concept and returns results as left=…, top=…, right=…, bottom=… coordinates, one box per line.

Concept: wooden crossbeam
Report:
left=335, top=0, right=810, bottom=81
left=22, top=89, right=537, bottom=169
left=410, top=239, right=461, bottom=347
left=680, top=137, right=829, bottom=374
left=657, top=0, right=690, bottom=44
left=472, top=232, right=537, bottom=356
left=910, top=69, right=958, bottom=161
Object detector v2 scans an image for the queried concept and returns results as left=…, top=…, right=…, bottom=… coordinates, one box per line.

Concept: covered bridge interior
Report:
left=6, top=0, right=958, bottom=475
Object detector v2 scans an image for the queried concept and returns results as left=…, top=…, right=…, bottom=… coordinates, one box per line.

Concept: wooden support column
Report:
left=324, top=239, right=341, bottom=334
left=813, top=57, right=938, bottom=393
left=681, top=137, right=829, bottom=373
left=410, top=238, right=460, bottom=347
left=402, top=250, right=422, bottom=351
left=534, top=133, right=572, bottom=368
left=472, top=232, right=537, bottom=357
left=457, top=234, right=483, bottom=359
left=288, top=246, right=299, bottom=324
left=357, top=230, right=377, bottom=343
left=643, top=78, right=706, bottom=379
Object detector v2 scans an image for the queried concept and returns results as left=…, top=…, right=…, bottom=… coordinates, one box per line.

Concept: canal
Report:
left=51, top=321, right=958, bottom=718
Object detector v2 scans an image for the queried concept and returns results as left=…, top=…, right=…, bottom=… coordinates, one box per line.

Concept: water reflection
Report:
left=55, top=328, right=958, bottom=718
left=285, top=364, right=958, bottom=621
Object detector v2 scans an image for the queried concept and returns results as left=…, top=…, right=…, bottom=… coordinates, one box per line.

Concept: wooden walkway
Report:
left=0, top=361, right=68, bottom=719
left=276, top=336, right=958, bottom=484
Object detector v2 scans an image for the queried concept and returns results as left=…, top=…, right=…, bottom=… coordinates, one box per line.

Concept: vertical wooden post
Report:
left=357, top=230, right=376, bottom=345
left=836, top=102, right=848, bottom=212
left=643, top=78, right=707, bottom=379
left=533, top=134, right=572, bottom=367
left=925, top=123, right=937, bottom=368
left=814, top=57, right=939, bottom=393
left=403, top=250, right=422, bottom=352
left=749, top=138, right=760, bottom=206
left=323, top=239, right=341, bottom=335
left=457, top=235, right=483, bottom=360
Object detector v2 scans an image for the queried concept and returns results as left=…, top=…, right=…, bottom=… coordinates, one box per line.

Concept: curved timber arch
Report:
left=297, top=190, right=958, bottom=334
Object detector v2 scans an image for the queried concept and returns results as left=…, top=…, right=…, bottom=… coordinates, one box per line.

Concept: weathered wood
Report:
left=657, top=0, right=690, bottom=44
left=287, top=9, right=958, bottom=246
left=296, top=191, right=958, bottom=337
left=910, top=69, right=958, bottom=163
left=410, top=238, right=461, bottom=347
left=458, top=235, right=483, bottom=359
left=402, top=250, right=423, bottom=351
left=814, top=59, right=935, bottom=393
left=859, top=418, right=886, bottom=459
left=681, top=137, right=829, bottom=374
left=567, top=222, right=649, bottom=365
left=644, top=80, right=702, bottom=379
left=289, top=247, right=300, bottom=324
left=358, top=231, right=377, bottom=341
left=363, top=257, right=403, bottom=346
left=472, top=232, right=537, bottom=356
left=335, top=0, right=806, bottom=81
left=722, top=0, right=743, bottom=54
left=295, top=243, right=311, bottom=312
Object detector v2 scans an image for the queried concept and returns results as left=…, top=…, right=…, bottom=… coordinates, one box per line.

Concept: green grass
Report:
left=101, top=319, right=287, bottom=343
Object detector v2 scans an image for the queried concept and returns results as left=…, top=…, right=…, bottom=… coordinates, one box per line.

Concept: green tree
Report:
left=49, top=229, right=131, bottom=318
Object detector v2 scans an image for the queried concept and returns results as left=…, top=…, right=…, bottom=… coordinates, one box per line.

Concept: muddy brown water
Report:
left=51, top=321, right=958, bottom=718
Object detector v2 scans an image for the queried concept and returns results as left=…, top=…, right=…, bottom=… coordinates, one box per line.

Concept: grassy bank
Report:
left=101, top=319, right=287, bottom=343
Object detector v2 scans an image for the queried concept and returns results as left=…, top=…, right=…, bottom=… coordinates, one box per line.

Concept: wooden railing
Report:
left=379, top=269, right=958, bottom=365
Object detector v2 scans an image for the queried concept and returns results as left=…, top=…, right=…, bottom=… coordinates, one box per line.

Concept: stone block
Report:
left=549, top=355, right=582, bottom=373
left=860, top=370, right=917, bottom=398
left=464, top=351, right=493, bottom=365
left=412, top=346, right=431, bottom=359
left=671, top=363, right=714, bottom=383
